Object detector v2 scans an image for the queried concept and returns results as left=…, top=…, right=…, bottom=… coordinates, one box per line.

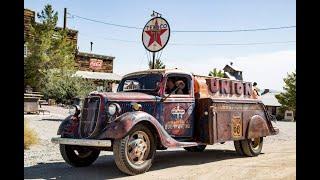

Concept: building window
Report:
left=24, top=44, right=28, bottom=57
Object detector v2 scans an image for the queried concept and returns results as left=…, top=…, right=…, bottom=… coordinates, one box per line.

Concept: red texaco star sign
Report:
left=142, top=17, right=170, bottom=52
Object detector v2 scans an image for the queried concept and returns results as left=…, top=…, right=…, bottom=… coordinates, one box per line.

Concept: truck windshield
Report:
left=117, top=73, right=163, bottom=94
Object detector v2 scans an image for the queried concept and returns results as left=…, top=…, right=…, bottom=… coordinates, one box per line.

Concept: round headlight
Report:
left=108, top=104, right=117, bottom=116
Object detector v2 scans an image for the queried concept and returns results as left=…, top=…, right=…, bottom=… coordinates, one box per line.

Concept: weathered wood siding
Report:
left=75, top=52, right=114, bottom=73
left=24, top=9, right=35, bottom=41
left=24, top=9, right=78, bottom=47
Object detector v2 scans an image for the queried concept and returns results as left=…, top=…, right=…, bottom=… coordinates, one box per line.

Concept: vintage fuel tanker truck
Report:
left=51, top=69, right=279, bottom=175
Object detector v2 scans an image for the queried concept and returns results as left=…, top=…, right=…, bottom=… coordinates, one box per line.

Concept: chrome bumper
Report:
left=51, top=137, right=112, bottom=147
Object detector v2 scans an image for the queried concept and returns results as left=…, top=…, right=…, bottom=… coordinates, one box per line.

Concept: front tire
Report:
left=113, top=124, right=156, bottom=175
left=184, top=145, right=207, bottom=152
left=59, top=144, right=100, bottom=167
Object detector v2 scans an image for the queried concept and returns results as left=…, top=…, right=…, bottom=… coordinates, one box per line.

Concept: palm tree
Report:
left=208, top=68, right=225, bottom=78
left=148, top=59, right=166, bottom=69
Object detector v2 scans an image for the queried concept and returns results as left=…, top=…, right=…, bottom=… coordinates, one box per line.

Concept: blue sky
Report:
left=24, top=0, right=296, bottom=91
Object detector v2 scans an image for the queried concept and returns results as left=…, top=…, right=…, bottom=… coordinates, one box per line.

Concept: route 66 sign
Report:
left=142, top=17, right=170, bottom=52
left=232, top=116, right=242, bottom=138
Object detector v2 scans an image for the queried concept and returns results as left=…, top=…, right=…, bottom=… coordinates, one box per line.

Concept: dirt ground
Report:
left=24, top=105, right=296, bottom=180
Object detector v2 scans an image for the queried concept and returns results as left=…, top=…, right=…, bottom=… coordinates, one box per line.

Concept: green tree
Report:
left=42, top=69, right=96, bottom=104
left=208, top=68, right=225, bottom=78
left=148, top=59, right=166, bottom=69
left=24, top=4, right=76, bottom=90
left=275, top=71, right=296, bottom=119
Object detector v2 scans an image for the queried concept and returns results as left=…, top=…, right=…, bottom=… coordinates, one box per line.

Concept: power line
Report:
left=70, top=14, right=142, bottom=30
left=69, top=13, right=296, bottom=33
left=79, top=33, right=295, bottom=46
left=170, top=41, right=296, bottom=46
left=172, top=26, right=296, bottom=33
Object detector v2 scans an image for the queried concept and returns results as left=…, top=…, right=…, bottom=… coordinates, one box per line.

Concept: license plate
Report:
left=232, top=116, right=242, bottom=138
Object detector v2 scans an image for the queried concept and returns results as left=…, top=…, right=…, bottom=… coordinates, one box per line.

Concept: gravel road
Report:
left=24, top=105, right=296, bottom=180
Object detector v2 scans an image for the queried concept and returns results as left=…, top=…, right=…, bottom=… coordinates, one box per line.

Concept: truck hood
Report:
left=99, top=92, right=159, bottom=102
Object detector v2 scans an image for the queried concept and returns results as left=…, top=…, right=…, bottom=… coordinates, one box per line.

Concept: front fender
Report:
left=57, top=115, right=79, bottom=138
left=98, top=111, right=164, bottom=140
left=246, top=115, right=270, bottom=139
left=97, top=111, right=201, bottom=148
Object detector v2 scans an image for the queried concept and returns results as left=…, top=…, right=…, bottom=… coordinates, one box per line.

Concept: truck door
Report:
left=162, top=73, right=195, bottom=138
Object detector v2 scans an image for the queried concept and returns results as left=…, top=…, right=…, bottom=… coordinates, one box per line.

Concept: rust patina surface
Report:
left=58, top=69, right=278, bottom=149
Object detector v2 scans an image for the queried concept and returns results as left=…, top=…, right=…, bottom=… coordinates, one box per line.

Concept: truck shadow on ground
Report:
left=24, top=149, right=248, bottom=180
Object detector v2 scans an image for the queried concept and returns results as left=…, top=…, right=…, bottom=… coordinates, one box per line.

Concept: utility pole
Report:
left=152, top=53, right=155, bottom=69
left=90, top=42, right=93, bottom=52
left=63, top=8, right=67, bottom=29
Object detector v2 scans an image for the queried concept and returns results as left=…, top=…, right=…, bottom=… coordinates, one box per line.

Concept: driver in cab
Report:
left=165, top=78, right=185, bottom=94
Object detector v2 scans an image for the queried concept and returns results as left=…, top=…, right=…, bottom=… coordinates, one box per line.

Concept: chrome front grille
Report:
left=79, top=96, right=101, bottom=138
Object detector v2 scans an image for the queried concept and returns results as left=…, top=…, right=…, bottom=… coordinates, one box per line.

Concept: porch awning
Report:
left=260, top=92, right=281, bottom=107
left=73, top=71, right=122, bottom=81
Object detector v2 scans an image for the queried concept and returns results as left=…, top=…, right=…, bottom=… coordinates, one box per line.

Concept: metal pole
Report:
left=152, top=52, right=155, bottom=69
left=63, top=8, right=67, bottom=29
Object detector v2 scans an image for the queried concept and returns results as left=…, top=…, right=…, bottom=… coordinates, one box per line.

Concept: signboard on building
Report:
left=89, top=59, right=103, bottom=70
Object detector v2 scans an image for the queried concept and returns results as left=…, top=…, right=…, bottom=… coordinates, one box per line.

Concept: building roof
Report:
left=224, top=72, right=236, bottom=80
left=73, top=71, right=122, bottom=81
left=223, top=64, right=242, bottom=72
left=77, top=51, right=115, bottom=60
left=259, top=92, right=281, bottom=107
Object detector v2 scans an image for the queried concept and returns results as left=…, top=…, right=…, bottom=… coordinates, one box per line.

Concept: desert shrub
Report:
left=41, top=69, right=96, bottom=104
left=24, top=121, right=38, bottom=149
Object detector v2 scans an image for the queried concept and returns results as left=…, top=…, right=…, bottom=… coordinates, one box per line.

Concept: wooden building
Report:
left=75, top=52, right=114, bottom=73
left=73, top=52, right=121, bottom=92
left=24, top=9, right=78, bottom=57
left=24, top=8, right=121, bottom=92
left=223, top=62, right=243, bottom=80
left=259, top=89, right=281, bottom=116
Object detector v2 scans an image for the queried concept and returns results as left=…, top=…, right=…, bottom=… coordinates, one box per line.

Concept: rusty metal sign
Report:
left=231, top=116, right=242, bottom=138
left=142, top=16, right=170, bottom=52
left=207, top=78, right=253, bottom=96
left=89, top=59, right=103, bottom=70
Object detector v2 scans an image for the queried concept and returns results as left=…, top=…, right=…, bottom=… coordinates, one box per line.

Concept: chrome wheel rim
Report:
left=250, top=138, right=261, bottom=150
left=126, top=131, right=150, bottom=165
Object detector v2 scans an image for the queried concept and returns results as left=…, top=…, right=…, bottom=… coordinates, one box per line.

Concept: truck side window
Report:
left=165, top=76, right=190, bottom=95
left=123, top=80, right=141, bottom=91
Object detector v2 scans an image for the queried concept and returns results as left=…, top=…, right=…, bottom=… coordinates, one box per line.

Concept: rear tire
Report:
left=184, top=145, right=207, bottom=152
left=234, top=140, right=244, bottom=156
left=59, top=144, right=100, bottom=167
left=240, top=137, right=263, bottom=157
left=113, top=124, right=156, bottom=175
